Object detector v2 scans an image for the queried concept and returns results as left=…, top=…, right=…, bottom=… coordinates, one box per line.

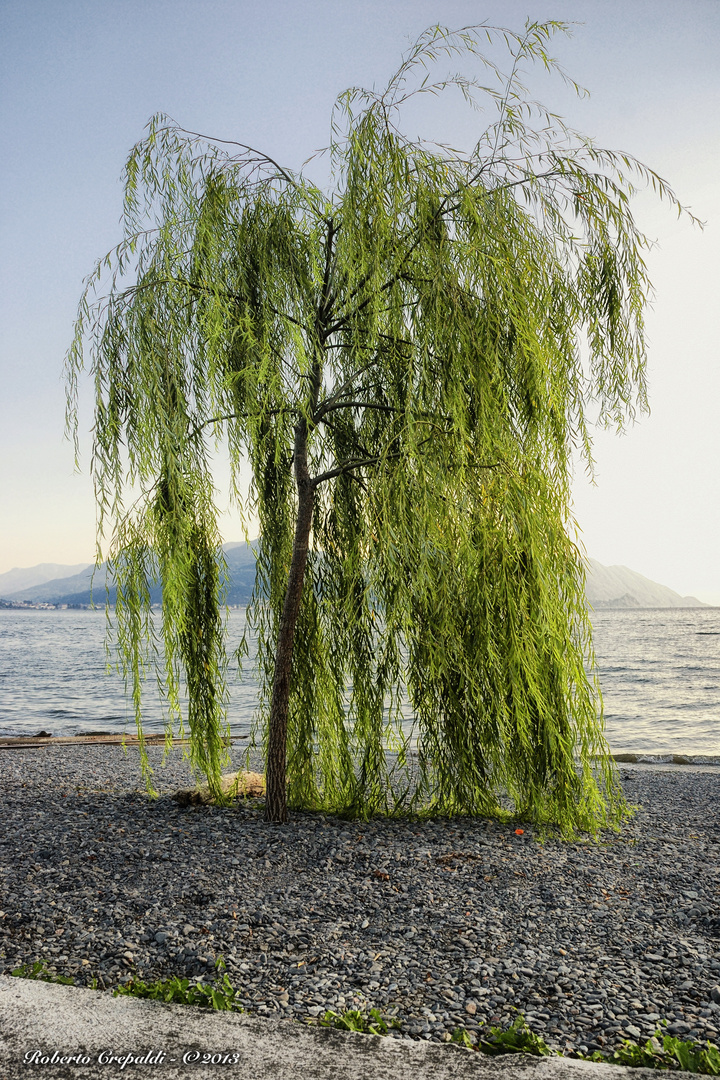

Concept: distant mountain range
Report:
left=0, top=543, right=257, bottom=608
left=585, top=559, right=707, bottom=609
left=0, top=546, right=709, bottom=609
left=0, top=562, right=93, bottom=596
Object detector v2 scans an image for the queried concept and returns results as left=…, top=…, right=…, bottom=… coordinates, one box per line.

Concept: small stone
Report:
left=711, top=987, right=720, bottom=1004
left=171, top=770, right=265, bottom=806
left=667, top=1022, right=691, bottom=1036
left=465, top=1002, right=477, bottom=1015
left=154, top=931, right=168, bottom=945
left=625, top=1024, right=642, bottom=1039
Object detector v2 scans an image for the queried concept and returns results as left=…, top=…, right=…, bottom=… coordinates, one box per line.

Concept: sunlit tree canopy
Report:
left=67, top=21, right=691, bottom=826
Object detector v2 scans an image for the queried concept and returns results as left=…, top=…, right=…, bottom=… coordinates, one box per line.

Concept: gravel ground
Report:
left=1, top=745, right=720, bottom=1056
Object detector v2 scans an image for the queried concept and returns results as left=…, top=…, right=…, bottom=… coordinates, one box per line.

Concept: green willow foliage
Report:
left=66, top=22, right=690, bottom=827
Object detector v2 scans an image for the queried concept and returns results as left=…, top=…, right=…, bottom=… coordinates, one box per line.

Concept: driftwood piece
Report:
left=172, top=770, right=265, bottom=806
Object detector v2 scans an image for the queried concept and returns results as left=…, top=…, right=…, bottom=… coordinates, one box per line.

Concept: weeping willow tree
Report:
left=66, top=21, right=690, bottom=826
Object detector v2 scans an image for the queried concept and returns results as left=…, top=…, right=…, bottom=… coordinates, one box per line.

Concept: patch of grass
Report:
left=113, top=958, right=243, bottom=1012
left=451, top=1016, right=720, bottom=1074
left=581, top=1029, right=720, bottom=1074
left=319, top=1006, right=401, bottom=1036
left=452, top=1015, right=553, bottom=1056
left=10, top=960, right=74, bottom=986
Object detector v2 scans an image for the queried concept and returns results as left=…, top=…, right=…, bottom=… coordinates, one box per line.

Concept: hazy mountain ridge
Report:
left=585, top=558, right=707, bottom=609
left=2, top=564, right=108, bottom=604
left=0, top=544, right=258, bottom=606
left=0, top=562, right=93, bottom=596
left=0, top=547, right=708, bottom=609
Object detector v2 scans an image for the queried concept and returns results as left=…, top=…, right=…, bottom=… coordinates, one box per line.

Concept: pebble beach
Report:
left=1, top=745, right=719, bottom=1055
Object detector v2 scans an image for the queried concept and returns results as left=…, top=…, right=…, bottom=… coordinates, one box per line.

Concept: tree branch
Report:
left=169, top=123, right=301, bottom=190
left=188, top=407, right=296, bottom=441
left=311, top=435, right=433, bottom=487
left=312, top=448, right=506, bottom=487
left=314, top=354, right=405, bottom=422
left=311, top=454, right=392, bottom=487
left=317, top=399, right=403, bottom=418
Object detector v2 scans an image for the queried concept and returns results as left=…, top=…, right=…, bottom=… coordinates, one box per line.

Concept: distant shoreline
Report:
left=0, top=733, right=717, bottom=770
left=612, top=753, right=720, bottom=769
left=2, top=600, right=719, bottom=612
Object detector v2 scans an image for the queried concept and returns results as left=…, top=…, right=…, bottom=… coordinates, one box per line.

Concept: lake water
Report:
left=0, top=609, right=257, bottom=741
left=0, top=607, right=718, bottom=762
left=591, top=607, right=720, bottom=761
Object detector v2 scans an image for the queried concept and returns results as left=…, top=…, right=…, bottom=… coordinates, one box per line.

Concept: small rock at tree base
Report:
left=172, top=770, right=265, bottom=806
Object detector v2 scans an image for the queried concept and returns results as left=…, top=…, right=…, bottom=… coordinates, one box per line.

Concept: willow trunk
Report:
left=264, top=421, right=314, bottom=823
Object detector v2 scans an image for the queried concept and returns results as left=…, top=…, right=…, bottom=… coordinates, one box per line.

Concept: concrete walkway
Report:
left=0, top=975, right=685, bottom=1080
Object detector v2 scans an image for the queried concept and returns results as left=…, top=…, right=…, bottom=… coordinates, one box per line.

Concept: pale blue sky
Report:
left=1, top=1, right=719, bottom=598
